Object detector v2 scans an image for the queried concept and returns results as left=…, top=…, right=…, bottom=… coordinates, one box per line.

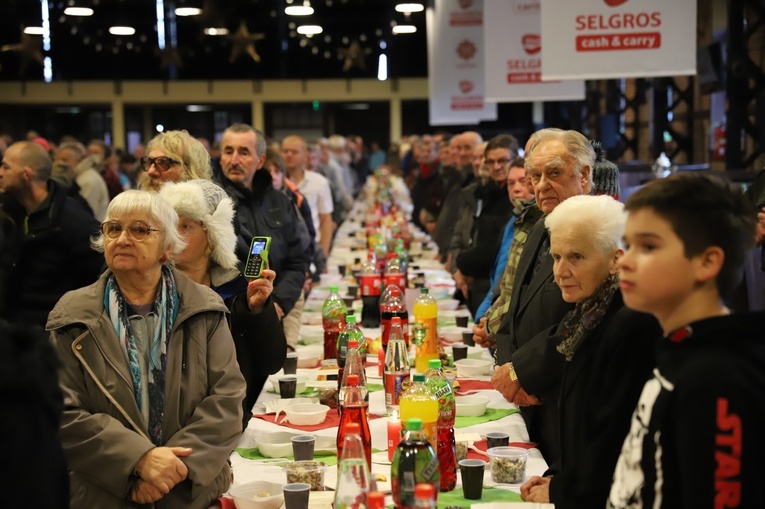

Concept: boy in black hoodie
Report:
left=608, top=172, right=765, bottom=508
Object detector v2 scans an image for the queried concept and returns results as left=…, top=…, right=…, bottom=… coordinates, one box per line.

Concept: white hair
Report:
left=158, top=179, right=239, bottom=271
left=91, top=190, right=187, bottom=259
left=529, top=128, right=595, bottom=181
left=544, top=194, right=625, bottom=256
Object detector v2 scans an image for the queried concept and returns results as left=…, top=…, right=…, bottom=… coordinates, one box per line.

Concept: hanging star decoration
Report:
left=159, top=45, right=184, bottom=70
left=338, top=40, right=366, bottom=72
left=1, top=27, right=44, bottom=76
left=227, top=21, right=265, bottom=63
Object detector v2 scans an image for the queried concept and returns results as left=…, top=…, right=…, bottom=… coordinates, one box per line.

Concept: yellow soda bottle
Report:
left=413, top=288, right=438, bottom=373
left=399, top=373, right=439, bottom=452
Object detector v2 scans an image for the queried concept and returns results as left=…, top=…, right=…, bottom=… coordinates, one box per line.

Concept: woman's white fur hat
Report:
left=158, top=179, right=239, bottom=271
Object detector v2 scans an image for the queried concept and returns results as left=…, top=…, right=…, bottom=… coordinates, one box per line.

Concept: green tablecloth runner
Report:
left=267, top=383, right=384, bottom=396
left=235, top=448, right=383, bottom=467
left=454, top=408, right=518, bottom=428
left=436, top=487, right=523, bottom=508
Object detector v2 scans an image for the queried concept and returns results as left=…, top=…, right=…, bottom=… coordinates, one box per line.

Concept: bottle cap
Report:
left=346, top=422, right=360, bottom=434
left=348, top=340, right=359, bottom=349
left=412, top=373, right=425, bottom=383
left=414, top=483, right=435, bottom=500
left=330, top=285, right=338, bottom=293
left=367, top=492, right=385, bottom=509
left=428, top=359, right=442, bottom=370
left=420, top=287, right=429, bottom=294
left=347, top=374, right=359, bottom=386
left=346, top=315, right=356, bottom=322
left=406, top=417, right=422, bottom=430
left=391, top=316, right=401, bottom=324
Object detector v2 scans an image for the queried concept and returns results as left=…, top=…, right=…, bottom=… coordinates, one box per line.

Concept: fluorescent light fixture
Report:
left=285, top=1, right=314, bottom=16
left=344, top=103, right=371, bottom=110
left=186, top=105, right=212, bottom=112
left=64, top=7, right=94, bottom=16
left=175, top=7, right=202, bottom=16
left=395, top=3, right=424, bottom=13
left=377, top=54, right=387, bottom=81
left=43, top=56, right=52, bottom=83
left=24, top=26, right=45, bottom=35
left=297, top=25, right=323, bottom=35
left=109, top=26, right=136, bottom=36
left=204, top=27, right=229, bottom=35
left=392, top=25, right=417, bottom=34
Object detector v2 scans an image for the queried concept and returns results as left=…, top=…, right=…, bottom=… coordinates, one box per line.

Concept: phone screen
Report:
left=251, top=241, right=266, bottom=255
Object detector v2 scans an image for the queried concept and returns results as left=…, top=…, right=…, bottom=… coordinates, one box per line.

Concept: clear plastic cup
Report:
left=487, top=446, right=529, bottom=484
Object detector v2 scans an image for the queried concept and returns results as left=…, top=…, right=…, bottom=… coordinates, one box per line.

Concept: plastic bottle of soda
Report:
left=384, top=317, right=410, bottom=416
left=383, top=256, right=407, bottom=296
left=391, top=418, right=440, bottom=509
left=425, top=359, right=456, bottom=492
left=335, top=421, right=372, bottom=509
left=413, top=288, right=439, bottom=373
left=322, top=286, right=347, bottom=361
left=337, top=375, right=372, bottom=470
left=339, top=339, right=368, bottom=415
left=399, top=374, right=438, bottom=452
left=379, top=283, right=409, bottom=351
left=360, top=251, right=382, bottom=328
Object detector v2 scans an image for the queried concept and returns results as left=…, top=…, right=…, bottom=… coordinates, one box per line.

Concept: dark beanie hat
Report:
left=590, top=140, right=620, bottom=200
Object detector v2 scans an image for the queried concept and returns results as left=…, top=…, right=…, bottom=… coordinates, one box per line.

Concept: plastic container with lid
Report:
left=486, top=446, right=529, bottom=484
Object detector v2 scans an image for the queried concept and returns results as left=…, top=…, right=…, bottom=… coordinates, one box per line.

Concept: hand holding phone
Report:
left=244, top=236, right=271, bottom=279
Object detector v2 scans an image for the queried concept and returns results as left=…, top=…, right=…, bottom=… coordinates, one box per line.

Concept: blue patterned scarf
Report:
left=104, top=266, right=179, bottom=445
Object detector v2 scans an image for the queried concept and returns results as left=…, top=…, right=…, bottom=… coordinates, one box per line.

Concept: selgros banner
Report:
left=427, top=0, right=498, bottom=125
left=484, top=0, right=585, bottom=102
left=540, top=0, right=696, bottom=80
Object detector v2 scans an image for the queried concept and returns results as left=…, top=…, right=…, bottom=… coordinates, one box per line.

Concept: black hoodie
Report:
left=608, top=311, right=765, bottom=509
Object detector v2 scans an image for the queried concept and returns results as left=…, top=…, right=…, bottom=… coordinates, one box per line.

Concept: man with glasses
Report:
left=0, top=141, right=103, bottom=326
left=216, top=124, right=310, bottom=333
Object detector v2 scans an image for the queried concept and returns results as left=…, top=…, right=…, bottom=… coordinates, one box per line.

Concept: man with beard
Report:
left=216, top=124, right=309, bottom=322
left=0, top=141, right=102, bottom=326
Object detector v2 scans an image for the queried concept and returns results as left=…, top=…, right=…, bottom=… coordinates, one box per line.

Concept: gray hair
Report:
left=91, top=190, right=187, bottom=259
left=223, top=123, right=267, bottom=157
left=529, top=129, right=595, bottom=181
left=544, top=194, right=624, bottom=257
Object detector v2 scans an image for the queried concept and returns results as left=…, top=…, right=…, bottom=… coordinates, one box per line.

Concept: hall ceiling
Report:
left=0, top=0, right=428, bottom=81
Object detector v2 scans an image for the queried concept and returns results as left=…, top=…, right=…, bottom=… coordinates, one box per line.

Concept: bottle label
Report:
left=383, top=273, right=406, bottom=291
left=360, top=274, right=382, bottom=297
left=428, top=379, right=456, bottom=426
left=414, top=317, right=438, bottom=354
left=384, top=372, right=409, bottom=406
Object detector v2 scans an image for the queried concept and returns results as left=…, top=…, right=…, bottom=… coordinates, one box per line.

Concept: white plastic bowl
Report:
left=299, top=324, right=324, bottom=344
left=254, top=434, right=293, bottom=458
left=441, top=325, right=469, bottom=342
left=284, top=404, right=331, bottom=425
left=436, top=298, right=460, bottom=311
left=268, top=375, right=309, bottom=395
left=229, top=481, right=285, bottom=509
left=454, top=358, right=494, bottom=377
left=455, top=395, right=490, bottom=417
left=297, top=347, right=323, bottom=369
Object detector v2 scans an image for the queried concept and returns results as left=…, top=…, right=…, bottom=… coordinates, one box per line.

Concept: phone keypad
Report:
left=246, top=255, right=262, bottom=277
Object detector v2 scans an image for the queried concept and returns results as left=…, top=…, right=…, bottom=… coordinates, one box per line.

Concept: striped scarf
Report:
left=104, top=266, right=179, bottom=445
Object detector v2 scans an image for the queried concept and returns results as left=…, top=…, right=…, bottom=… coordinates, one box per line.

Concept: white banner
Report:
left=427, top=0, right=497, bottom=125
left=484, top=0, right=585, bottom=103
left=540, top=0, right=696, bottom=80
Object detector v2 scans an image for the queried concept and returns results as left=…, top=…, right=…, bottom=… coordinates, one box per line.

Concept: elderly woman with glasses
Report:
left=515, top=195, right=661, bottom=508
left=137, top=130, right=212, bottom=191
left=47, top=190, right=245, bottom=508
left=159, top=179, right=287, bottom=428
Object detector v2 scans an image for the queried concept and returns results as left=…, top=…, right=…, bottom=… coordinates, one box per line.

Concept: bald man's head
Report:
left=281, top=135, right=309, bottom=174
left=456, top=131, right=483, bottom=168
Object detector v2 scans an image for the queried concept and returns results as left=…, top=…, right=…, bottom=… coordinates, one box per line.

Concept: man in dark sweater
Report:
left=604, top=173, right=765, bottom=508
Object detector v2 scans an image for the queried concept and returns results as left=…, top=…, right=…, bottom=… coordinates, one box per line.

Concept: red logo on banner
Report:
left=459, top=80, right=474, bottom=93
left=456, top=39, right=477, bottom=60
left=522, top=34, right=541, bottom=55
left=604, top=0, right=629, bottom=6
left=459, top=0, right=474, bottom=9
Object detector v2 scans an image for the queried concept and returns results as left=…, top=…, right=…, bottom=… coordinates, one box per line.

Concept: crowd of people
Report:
left=0, top=124, right=764, bottom=508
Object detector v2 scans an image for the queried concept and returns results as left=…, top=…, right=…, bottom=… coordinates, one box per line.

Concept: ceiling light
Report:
left=297, top=25, right=323, bottom=36
left=64, top=7, right=94, bottom=16
left=175, top=7, right=202, bottom=16
left=395, top=3, right=424, bottom=13
left=109, top=26, right=136, bottom=36
left=285, top=1, right=314, bottom=16
left=204, top=27, right=229, bottom=36
left=392, top=25, right=417, bottom=34
left=187, top=105, right=212, bottom=112
left=24, top=27, right=45, bottom=35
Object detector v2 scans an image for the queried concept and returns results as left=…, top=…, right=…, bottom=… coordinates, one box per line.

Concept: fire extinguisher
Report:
left=713, top=122, right=726, bottom=160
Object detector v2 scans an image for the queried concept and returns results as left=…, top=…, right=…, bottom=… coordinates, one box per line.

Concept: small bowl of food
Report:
left=455, top=395, right=490, bottom=417
left=454, top=358, right=494, bottom=377
left=284, top=460, right=328, bottom=491
left=283, top=404, right=331, bottom=426
left=487, top=446, right=529, bottom=484
left=229, top=481, right=284, bottom=509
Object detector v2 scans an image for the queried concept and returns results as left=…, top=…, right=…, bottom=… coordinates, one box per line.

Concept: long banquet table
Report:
left=226, top=187, right=549, bottom=508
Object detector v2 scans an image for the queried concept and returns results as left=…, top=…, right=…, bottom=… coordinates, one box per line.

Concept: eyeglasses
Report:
left=485, top=158, right=511, bottom=167
left=100, top=221, right=160, bottom=241
left=140, top=156, right=180, bottom=173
